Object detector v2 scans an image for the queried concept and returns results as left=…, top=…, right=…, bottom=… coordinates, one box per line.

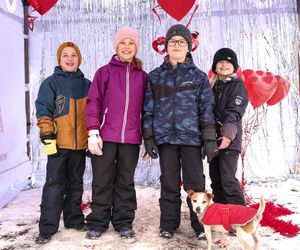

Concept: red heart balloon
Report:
left=236, top=67, right=245, bottom=82
left=207, top=69, right=214, bottom=80
left=28, top=0, right=58, bottom=15
left=266, top=76, right=290, bottom=106
left=242, top=69, right=255, bottom=79
left=245, top=73, right=278, bottom=108
left=158, top=0, right=196, bottom=21
left=256, top=70, right=266, bottom=77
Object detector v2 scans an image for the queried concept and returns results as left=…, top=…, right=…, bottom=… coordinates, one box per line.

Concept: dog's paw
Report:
left=220, top=243, right=227, bottom=248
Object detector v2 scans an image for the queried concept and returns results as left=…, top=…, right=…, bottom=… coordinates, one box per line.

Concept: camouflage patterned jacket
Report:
left=143, top=54, right=215, bottom=146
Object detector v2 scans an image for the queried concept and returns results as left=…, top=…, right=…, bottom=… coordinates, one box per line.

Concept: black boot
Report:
left=35, top=234, right=52, bottom=244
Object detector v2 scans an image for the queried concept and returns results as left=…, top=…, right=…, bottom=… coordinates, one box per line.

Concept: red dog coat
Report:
left=200, top=203, right=258, bottom=232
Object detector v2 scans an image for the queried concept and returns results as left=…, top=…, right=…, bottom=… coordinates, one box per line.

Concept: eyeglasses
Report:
left=168, top=39, right=187, bottom=47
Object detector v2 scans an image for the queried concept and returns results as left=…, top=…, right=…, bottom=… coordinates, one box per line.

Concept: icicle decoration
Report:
left=30, top=0, right=299, bottom=85
left=29, top=0, right=300, bottom=184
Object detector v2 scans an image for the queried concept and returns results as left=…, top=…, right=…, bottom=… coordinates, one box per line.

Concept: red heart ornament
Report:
left=28, top=0, right=58, bottom=15
left=152, top=36, right=166, bottom=55
left=157, top=0, right=196, bottom=21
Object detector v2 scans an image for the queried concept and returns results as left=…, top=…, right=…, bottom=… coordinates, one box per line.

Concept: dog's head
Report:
left=187, top=190, right=214, bottom=215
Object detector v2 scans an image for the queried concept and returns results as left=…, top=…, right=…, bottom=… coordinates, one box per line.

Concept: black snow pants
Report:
left=158, top=144, right=205, bottom=235
left=39, top=149, right=86, bottom=235
left=86, top=142, right=139, bottom=233
left=209, top=150, right=246, bottom=205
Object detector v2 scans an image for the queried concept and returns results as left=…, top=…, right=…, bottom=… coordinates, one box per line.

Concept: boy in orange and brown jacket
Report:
left=35, top=42, right=91, bottom=244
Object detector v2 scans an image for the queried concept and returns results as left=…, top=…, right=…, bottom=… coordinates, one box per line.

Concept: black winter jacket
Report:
left=213, top=76, right=248, bottom=152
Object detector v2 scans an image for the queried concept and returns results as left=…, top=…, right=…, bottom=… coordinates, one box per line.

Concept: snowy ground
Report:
left=0, top=178, right=300, bottom=250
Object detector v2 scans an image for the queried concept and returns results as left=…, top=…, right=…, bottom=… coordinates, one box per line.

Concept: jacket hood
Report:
left=54, top=66, right=84, bottom=78
left=109, top=55, right=138, bottom=70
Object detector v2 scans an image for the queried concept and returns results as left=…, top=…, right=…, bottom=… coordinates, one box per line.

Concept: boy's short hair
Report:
left=57, top=42, right=82, bottom=66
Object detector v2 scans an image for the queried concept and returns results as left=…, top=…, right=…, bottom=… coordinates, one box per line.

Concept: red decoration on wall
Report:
left=27, top=0, right=58, bottom=15
left=152, top=36, right=166, bottom=55
left=157, top=0, right=196, bottom=21
left=191, top=31, right=199, bottom=51
left=26, top=0, right=58, bottom=31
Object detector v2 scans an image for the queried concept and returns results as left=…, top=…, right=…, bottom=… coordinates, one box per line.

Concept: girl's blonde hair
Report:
left=209, top=73, right=218, bottom=88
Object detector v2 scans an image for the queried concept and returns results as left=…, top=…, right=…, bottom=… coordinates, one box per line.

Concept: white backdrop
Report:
left=29, top=0, right=300, bottom=185
left=0, top=0, right=31, bottom=208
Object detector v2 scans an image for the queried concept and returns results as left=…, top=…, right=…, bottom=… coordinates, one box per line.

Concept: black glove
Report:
left=202, top=140, right=219, bottom=163
left=201, top=125, right=219, bottom=163
left=142, top=128, right=159, bottom=159
left=144, top=137, right=159, bottom=159
left=40, top=133, right=56, bottom=144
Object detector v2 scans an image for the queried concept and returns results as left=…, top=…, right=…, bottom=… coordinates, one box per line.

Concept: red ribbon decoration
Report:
left=26, top=14, right=38, bottom=31
left=191, top=31, right=199, bottom=51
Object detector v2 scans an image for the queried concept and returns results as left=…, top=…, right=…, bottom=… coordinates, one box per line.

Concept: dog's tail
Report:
left=255, top=195, right=266, bottom=222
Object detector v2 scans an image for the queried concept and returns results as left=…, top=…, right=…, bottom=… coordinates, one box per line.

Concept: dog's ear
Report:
left=186, top=189, right=195, bottom=198
left=207, top=193, right=214, bottom=200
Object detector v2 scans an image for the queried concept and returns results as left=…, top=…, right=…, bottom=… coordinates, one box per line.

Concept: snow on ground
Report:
left=0, top=178, right=300, bottom=250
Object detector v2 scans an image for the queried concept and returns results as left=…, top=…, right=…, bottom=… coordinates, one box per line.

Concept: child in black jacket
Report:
left=209, top=48, right=249, bottom=205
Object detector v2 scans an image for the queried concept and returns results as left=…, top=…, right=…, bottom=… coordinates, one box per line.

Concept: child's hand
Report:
left=141, top=144, right=150, bottom=161
left=88, top=130, right=103, bottom=156
left=217, top=136, right=231, bottom=149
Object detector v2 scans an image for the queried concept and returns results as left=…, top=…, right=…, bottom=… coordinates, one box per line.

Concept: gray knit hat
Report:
left=165, top=24, right=192, bottom=52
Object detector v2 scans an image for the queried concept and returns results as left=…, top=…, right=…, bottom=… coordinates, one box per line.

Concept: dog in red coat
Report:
left=187, top=190, right=265, bottom=250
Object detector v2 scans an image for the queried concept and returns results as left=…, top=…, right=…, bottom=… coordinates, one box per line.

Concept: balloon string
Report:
left=241, top=105, right=268, bottom=204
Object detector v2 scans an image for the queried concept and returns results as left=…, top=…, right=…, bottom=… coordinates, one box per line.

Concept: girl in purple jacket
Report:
left=85, top=27, right=147, bottom=240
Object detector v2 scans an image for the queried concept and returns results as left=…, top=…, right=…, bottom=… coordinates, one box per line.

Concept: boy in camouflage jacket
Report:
left=143, top=24, right=219, bottom=239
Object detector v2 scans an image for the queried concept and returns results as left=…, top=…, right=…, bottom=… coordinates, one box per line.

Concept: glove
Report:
left=40, top=134, right=59, bottom=156
left=201, top=125, right=219, bottom=163
left=142, top=128, right=159, bottom=159
left=144, top=138, right=159, bottom=159
left=202, top=140, right=219, bottom=163
left=218, top=136, right=231, bottom=150
left=43, top=139, right=58, bottom=155
left=88, top=130, right=103, bottom=156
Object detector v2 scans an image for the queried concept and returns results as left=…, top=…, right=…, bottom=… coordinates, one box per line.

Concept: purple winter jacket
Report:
left=86, top=55, right=148, bottom=144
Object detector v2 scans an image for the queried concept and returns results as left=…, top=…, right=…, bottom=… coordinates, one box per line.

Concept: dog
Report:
left=187, top=190, right=265, bottom=250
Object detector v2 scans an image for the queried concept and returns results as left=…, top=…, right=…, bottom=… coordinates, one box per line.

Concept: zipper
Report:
left=100, top=108, right=108, bottom=129
left=121, top=64, right=130, bottom=143
left=74, top=99, right=78, bottom=149
left=171, top=68, right=177, bottom=141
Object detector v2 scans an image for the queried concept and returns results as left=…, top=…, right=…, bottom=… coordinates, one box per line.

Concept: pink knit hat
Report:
left=113, top=27, right=140, bottom=52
